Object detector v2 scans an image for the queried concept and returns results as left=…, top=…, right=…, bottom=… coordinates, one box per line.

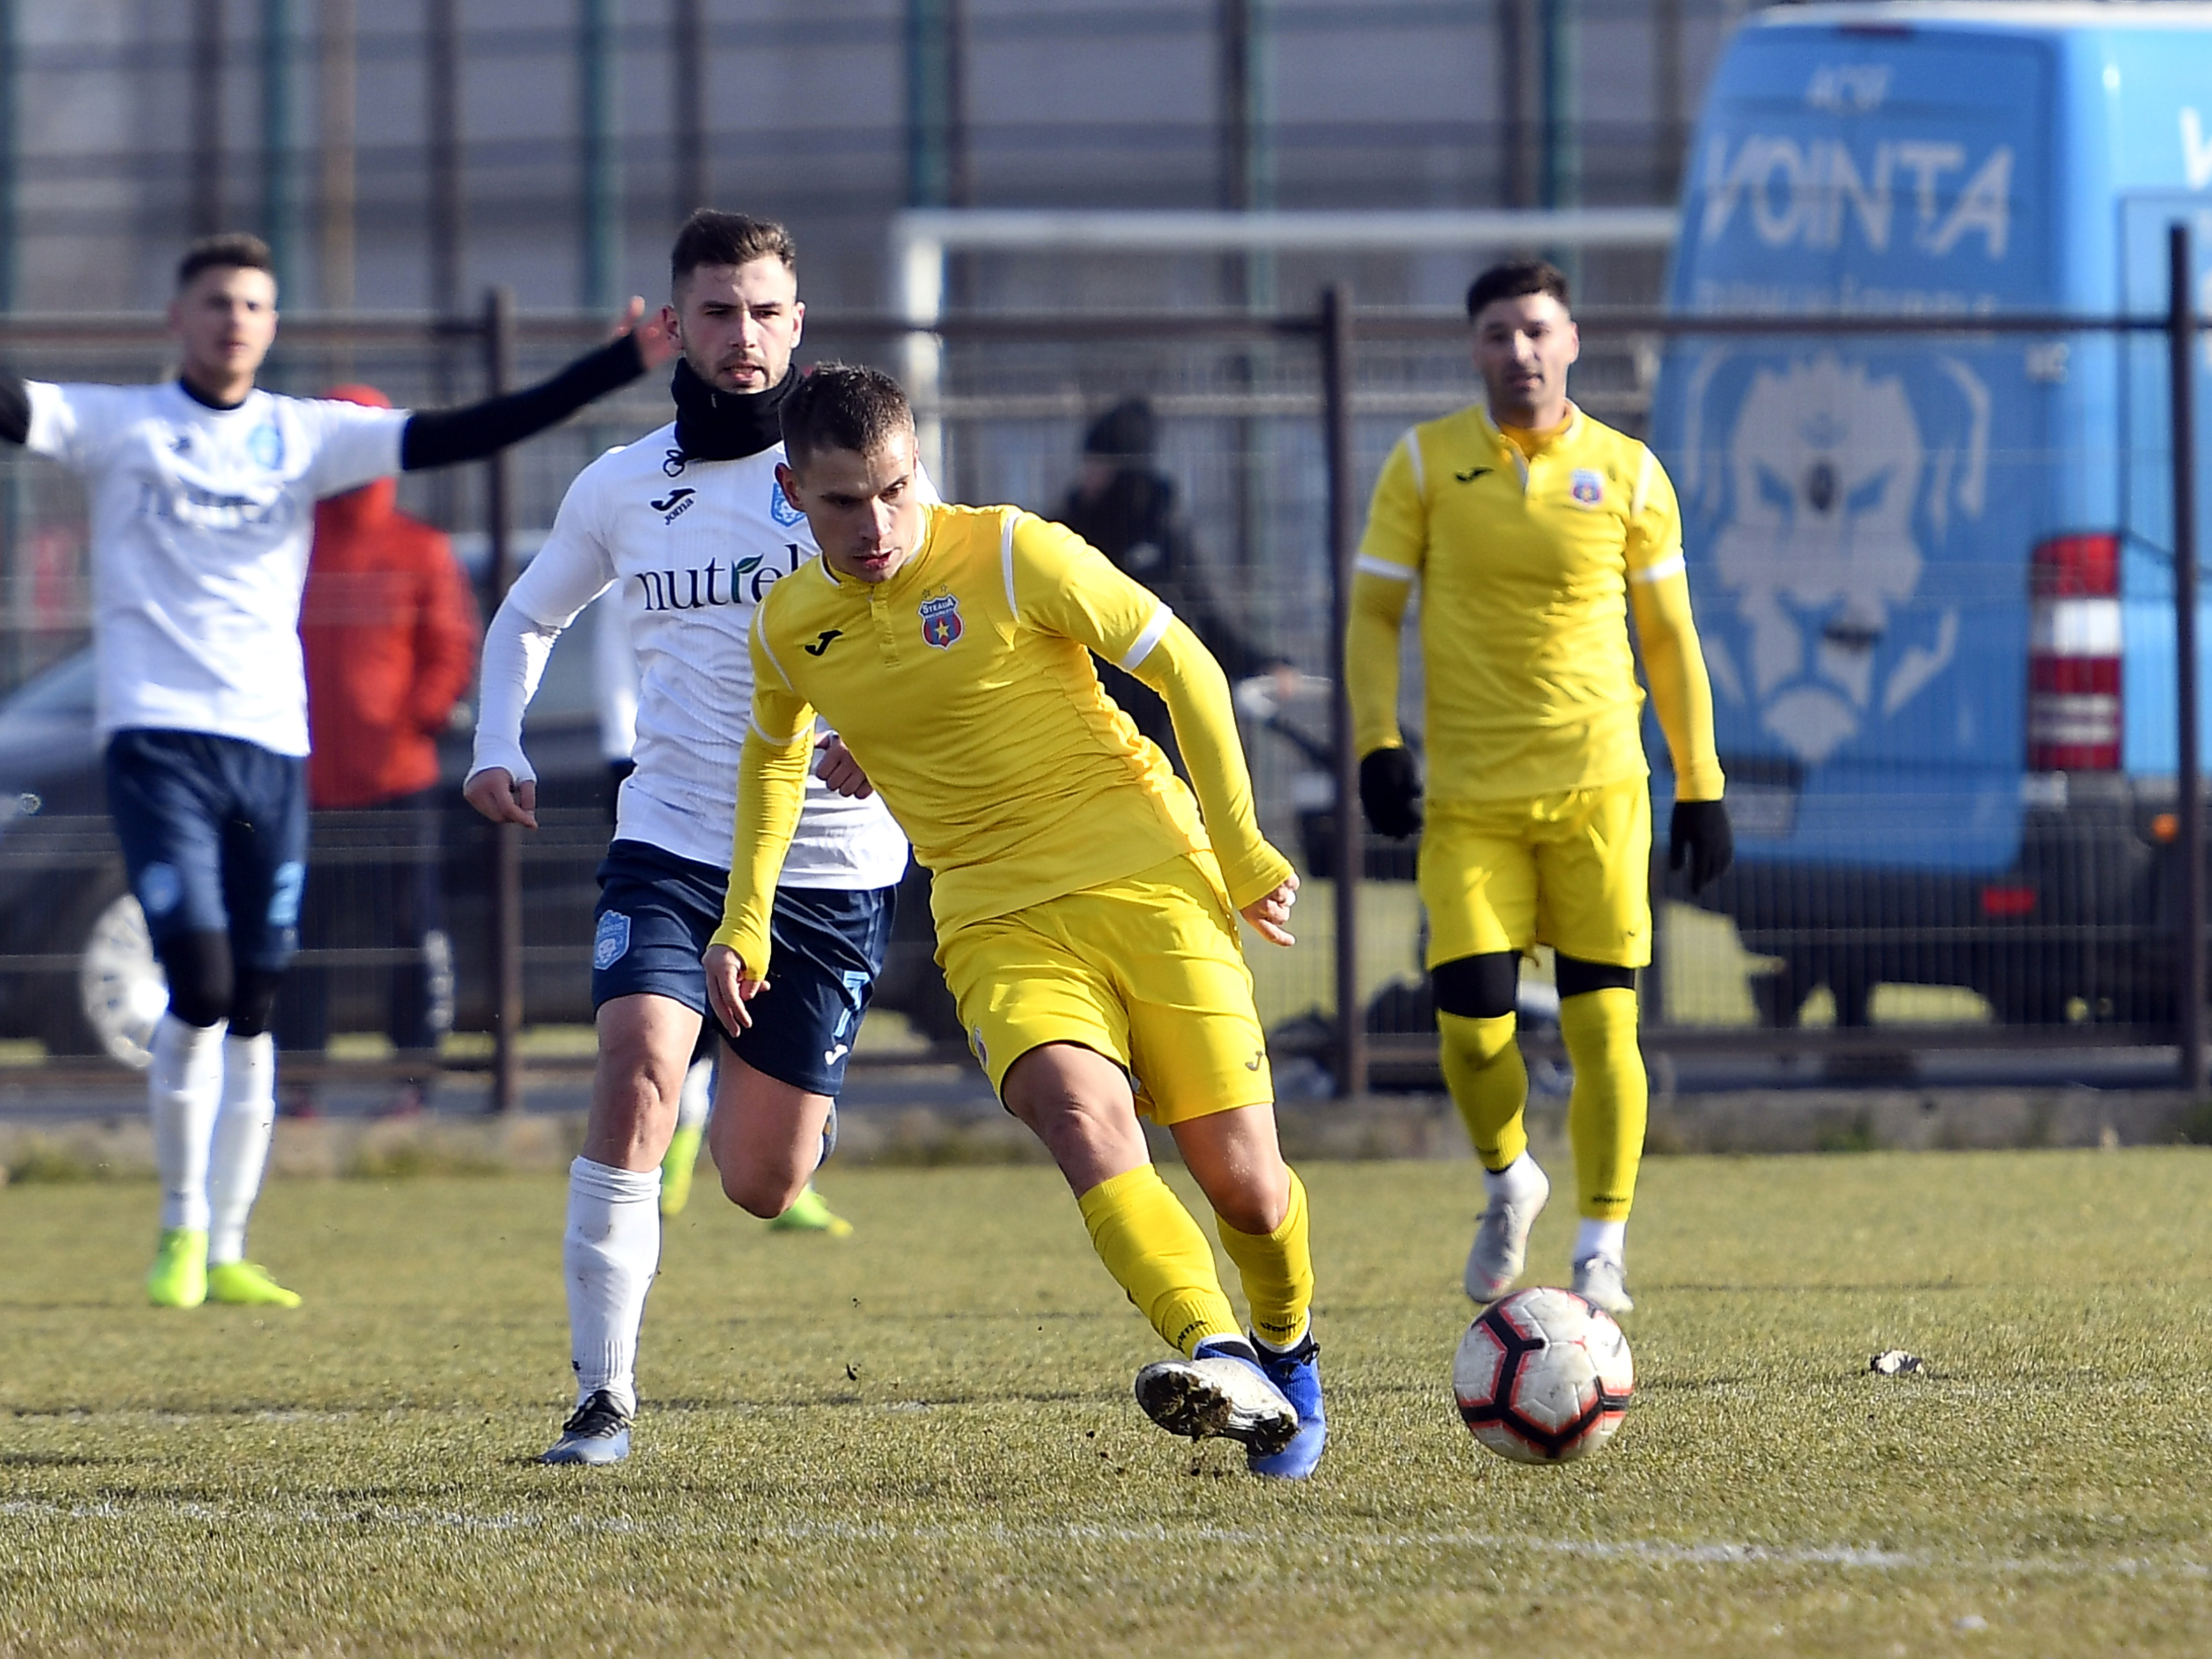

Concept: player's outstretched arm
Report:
left=1623, top=450, right=1730, bottom=892
left=1128, top=617, right=1298, bottom=938
left=711, top=617, right=818, bottom=1001
left=397, top=299, right=678, bottom=472
left=709, top=727, right=813, bottom=1004
left=1011, top=513, right=1296, bottom=933
left=1631, top=567, right=1732, bottom=892
left=465, top=486, right=620, bottom=825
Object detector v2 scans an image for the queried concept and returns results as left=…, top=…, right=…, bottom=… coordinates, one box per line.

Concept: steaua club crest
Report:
left=920, top=591, right=964, bottom=649
left=1569, top=468, right=1606, bottom=508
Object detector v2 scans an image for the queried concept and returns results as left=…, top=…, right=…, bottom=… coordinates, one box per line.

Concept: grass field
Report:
left=5, top=1150, right=2212, bottom=1656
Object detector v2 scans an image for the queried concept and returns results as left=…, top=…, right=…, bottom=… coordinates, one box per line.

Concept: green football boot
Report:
left=145, top=1228, right=208, bottom=1309
left=767, top=1184, right=853, bottom=1237
left=659, top=1123, right=706, bottom=1217
left=206, top=1261, right=303, bottom=1308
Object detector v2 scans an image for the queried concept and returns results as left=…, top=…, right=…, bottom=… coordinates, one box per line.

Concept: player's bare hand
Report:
left=814, top=732, right=874, bottom=799
left=704, top=943, right=768, bottom=1032
left=463, top=767, right=538, bottom=830
left=613, top=296, right=681, bottom=371
left=1242, top=874, right=1299, bottom=948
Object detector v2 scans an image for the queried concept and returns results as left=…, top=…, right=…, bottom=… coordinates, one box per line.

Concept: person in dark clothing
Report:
left=280, top=384, right=482, bottom=1106
left=1052, top=398, right=1284, bottom=766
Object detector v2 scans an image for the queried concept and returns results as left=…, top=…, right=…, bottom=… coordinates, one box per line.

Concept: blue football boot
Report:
left=1134, top=1335, right=1298, bottom=1457
left=540, top=1389, right=632, bottom=1466
left=1247, top=1331, right=1326, bottom=1481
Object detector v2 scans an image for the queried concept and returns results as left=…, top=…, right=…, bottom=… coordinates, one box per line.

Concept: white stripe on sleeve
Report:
left=749, top=713, right=809, bottom=747
left=1400, top=428, right=1426, bottom=502
left=1630, top=552, right=1687, bottom=584
left=751, top=603, right=797, bottom=691
left=1119, top=604, right=1177, bottom=671
left=1001, top=509, right=1021, bottom=619
left=1356, top=554, right=1416, bottom=582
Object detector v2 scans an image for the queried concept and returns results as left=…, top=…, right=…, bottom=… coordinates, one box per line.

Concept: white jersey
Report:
left=24, top=379, right=409, bottom=756
left=471, top=420, right=910, bottom=889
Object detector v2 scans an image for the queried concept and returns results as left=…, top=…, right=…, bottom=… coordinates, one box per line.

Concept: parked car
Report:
left=0, top=614, right=955, bottom=1065
left=1649, top=0, right=2212, bottom=1026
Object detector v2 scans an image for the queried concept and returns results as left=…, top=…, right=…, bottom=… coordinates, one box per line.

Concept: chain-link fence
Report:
left=0, top=282, right=2204, bottom=1092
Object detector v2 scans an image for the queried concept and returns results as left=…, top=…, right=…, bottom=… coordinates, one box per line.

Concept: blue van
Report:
left=1650, top=0, right=2212, bottom=1026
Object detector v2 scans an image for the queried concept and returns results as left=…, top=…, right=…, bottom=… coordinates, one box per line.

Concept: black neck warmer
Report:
left=671, top=358, right=793, bottom=462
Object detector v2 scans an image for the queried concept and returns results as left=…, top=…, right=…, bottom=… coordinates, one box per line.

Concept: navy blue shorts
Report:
left=590, top=839, right=895, bottom=1098
left=103, top=729, right=309, bottom=974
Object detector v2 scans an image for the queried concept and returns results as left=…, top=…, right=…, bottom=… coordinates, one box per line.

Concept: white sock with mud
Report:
left=563, top=1157, right=662, bottom=1415
left=208, top=1033, right=276, bottom=1264
left=149, top=1013, right=226, bottom=1233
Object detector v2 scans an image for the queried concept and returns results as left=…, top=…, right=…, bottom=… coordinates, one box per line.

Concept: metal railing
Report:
left=0, top=248, right=2206, bottom=1098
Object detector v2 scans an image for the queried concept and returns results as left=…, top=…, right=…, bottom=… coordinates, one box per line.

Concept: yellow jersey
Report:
left=716, top=503, right=1291, bottom=974
left=1351, top=402, right=1719, bottom=804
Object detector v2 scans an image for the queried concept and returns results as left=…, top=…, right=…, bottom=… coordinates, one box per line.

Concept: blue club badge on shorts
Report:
left=137, top=862, right=183, bottom=919
left=1569, top=468, right=1605, bottom=508
left=920, top=592, right=964, bottom=649
left=593, top=911, right=632, bottom=971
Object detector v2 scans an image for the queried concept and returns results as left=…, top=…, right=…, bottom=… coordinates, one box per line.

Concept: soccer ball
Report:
left=1453, top=1287, right=1634, bottom=1464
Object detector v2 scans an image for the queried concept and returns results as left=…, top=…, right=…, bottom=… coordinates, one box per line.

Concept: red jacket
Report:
left=300, top=475, right=481, bottom=809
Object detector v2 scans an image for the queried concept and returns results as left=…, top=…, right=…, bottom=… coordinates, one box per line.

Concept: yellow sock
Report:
left=1077, top=1165, right=1241, bottom=1356
left=1560, top=987, right=1646, bottom=1221
left=1438, top=1010, right=1528, bottom=1171
left=1215, top=1167, right=1313, bottom=1350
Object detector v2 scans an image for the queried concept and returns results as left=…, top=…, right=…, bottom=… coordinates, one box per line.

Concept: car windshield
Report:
left=0, top=653, right=95, bottom=720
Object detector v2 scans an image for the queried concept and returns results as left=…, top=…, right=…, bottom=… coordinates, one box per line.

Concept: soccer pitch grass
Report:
left=5, top=1153, right=2212, bottom=1656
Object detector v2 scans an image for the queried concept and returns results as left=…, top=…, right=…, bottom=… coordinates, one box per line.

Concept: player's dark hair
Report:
left=176, top=233, right=275, bottom=291
left=1466, top=259, right=1571, bottom=321
left=671, top=210, right=797, bottom=289
left=780, top=363, right=914, bottom=472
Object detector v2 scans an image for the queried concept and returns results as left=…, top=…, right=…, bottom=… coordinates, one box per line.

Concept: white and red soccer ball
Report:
left=1453, top=1286, right=1634, bottom=1464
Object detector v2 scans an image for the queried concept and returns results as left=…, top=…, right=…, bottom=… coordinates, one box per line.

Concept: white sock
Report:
left=208, top=1033, right=277, bottom=1264
left=1482, top=1151, right=1547, bottom=1206
left=563, top=1156, right=662, bottom=1416
left=675, top=1056, right=713, bottom=1133
left=1575, top=1218, right=1627, bottom=1267
left=149, top=1013, right=226, bottom=1233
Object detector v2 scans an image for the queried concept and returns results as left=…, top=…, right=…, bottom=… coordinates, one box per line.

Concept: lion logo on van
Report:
left=1687, top=352, right=1983, bottom=764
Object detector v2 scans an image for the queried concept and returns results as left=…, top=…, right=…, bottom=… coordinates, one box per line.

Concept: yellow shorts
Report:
left=936, top=853, right=1274, bottom=1124
left=1419, top=775, right=1652, bottom=970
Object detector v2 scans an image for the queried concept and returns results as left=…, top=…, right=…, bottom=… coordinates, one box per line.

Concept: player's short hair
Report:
left=1466, top=259, right=1571, bottom=321
left=176, top=233, right=275, bottom=292
left=670, top=210, right=797, bottom=290
left=780, top=363, right=913, bottom=473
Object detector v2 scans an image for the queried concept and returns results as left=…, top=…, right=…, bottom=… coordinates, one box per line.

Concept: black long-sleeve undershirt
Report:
left=398, top=333, right=643, bottom=469
left=0, top=332, right=645, bottom=465
left=0, top=372, right=27, bottom=446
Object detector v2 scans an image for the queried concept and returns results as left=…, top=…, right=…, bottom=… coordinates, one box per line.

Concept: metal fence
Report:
left=0, top=258, right=2205, bottom=1099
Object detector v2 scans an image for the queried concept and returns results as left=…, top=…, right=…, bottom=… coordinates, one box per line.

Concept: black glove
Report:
left=1669, top=798, right=1734, bottom=894
left=1358, top=746, right=1424, bottom=839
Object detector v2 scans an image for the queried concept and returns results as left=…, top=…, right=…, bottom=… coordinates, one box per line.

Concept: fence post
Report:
left=2173, top=226, right=2207, bottom=1092
left=1321, top=284, right=1365, bottom=1099
left=485, top=285, right=524, bottom=1115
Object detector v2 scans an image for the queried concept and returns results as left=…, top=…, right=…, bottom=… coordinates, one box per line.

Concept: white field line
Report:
left=1, top=1499, right=2208, bottom=1583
